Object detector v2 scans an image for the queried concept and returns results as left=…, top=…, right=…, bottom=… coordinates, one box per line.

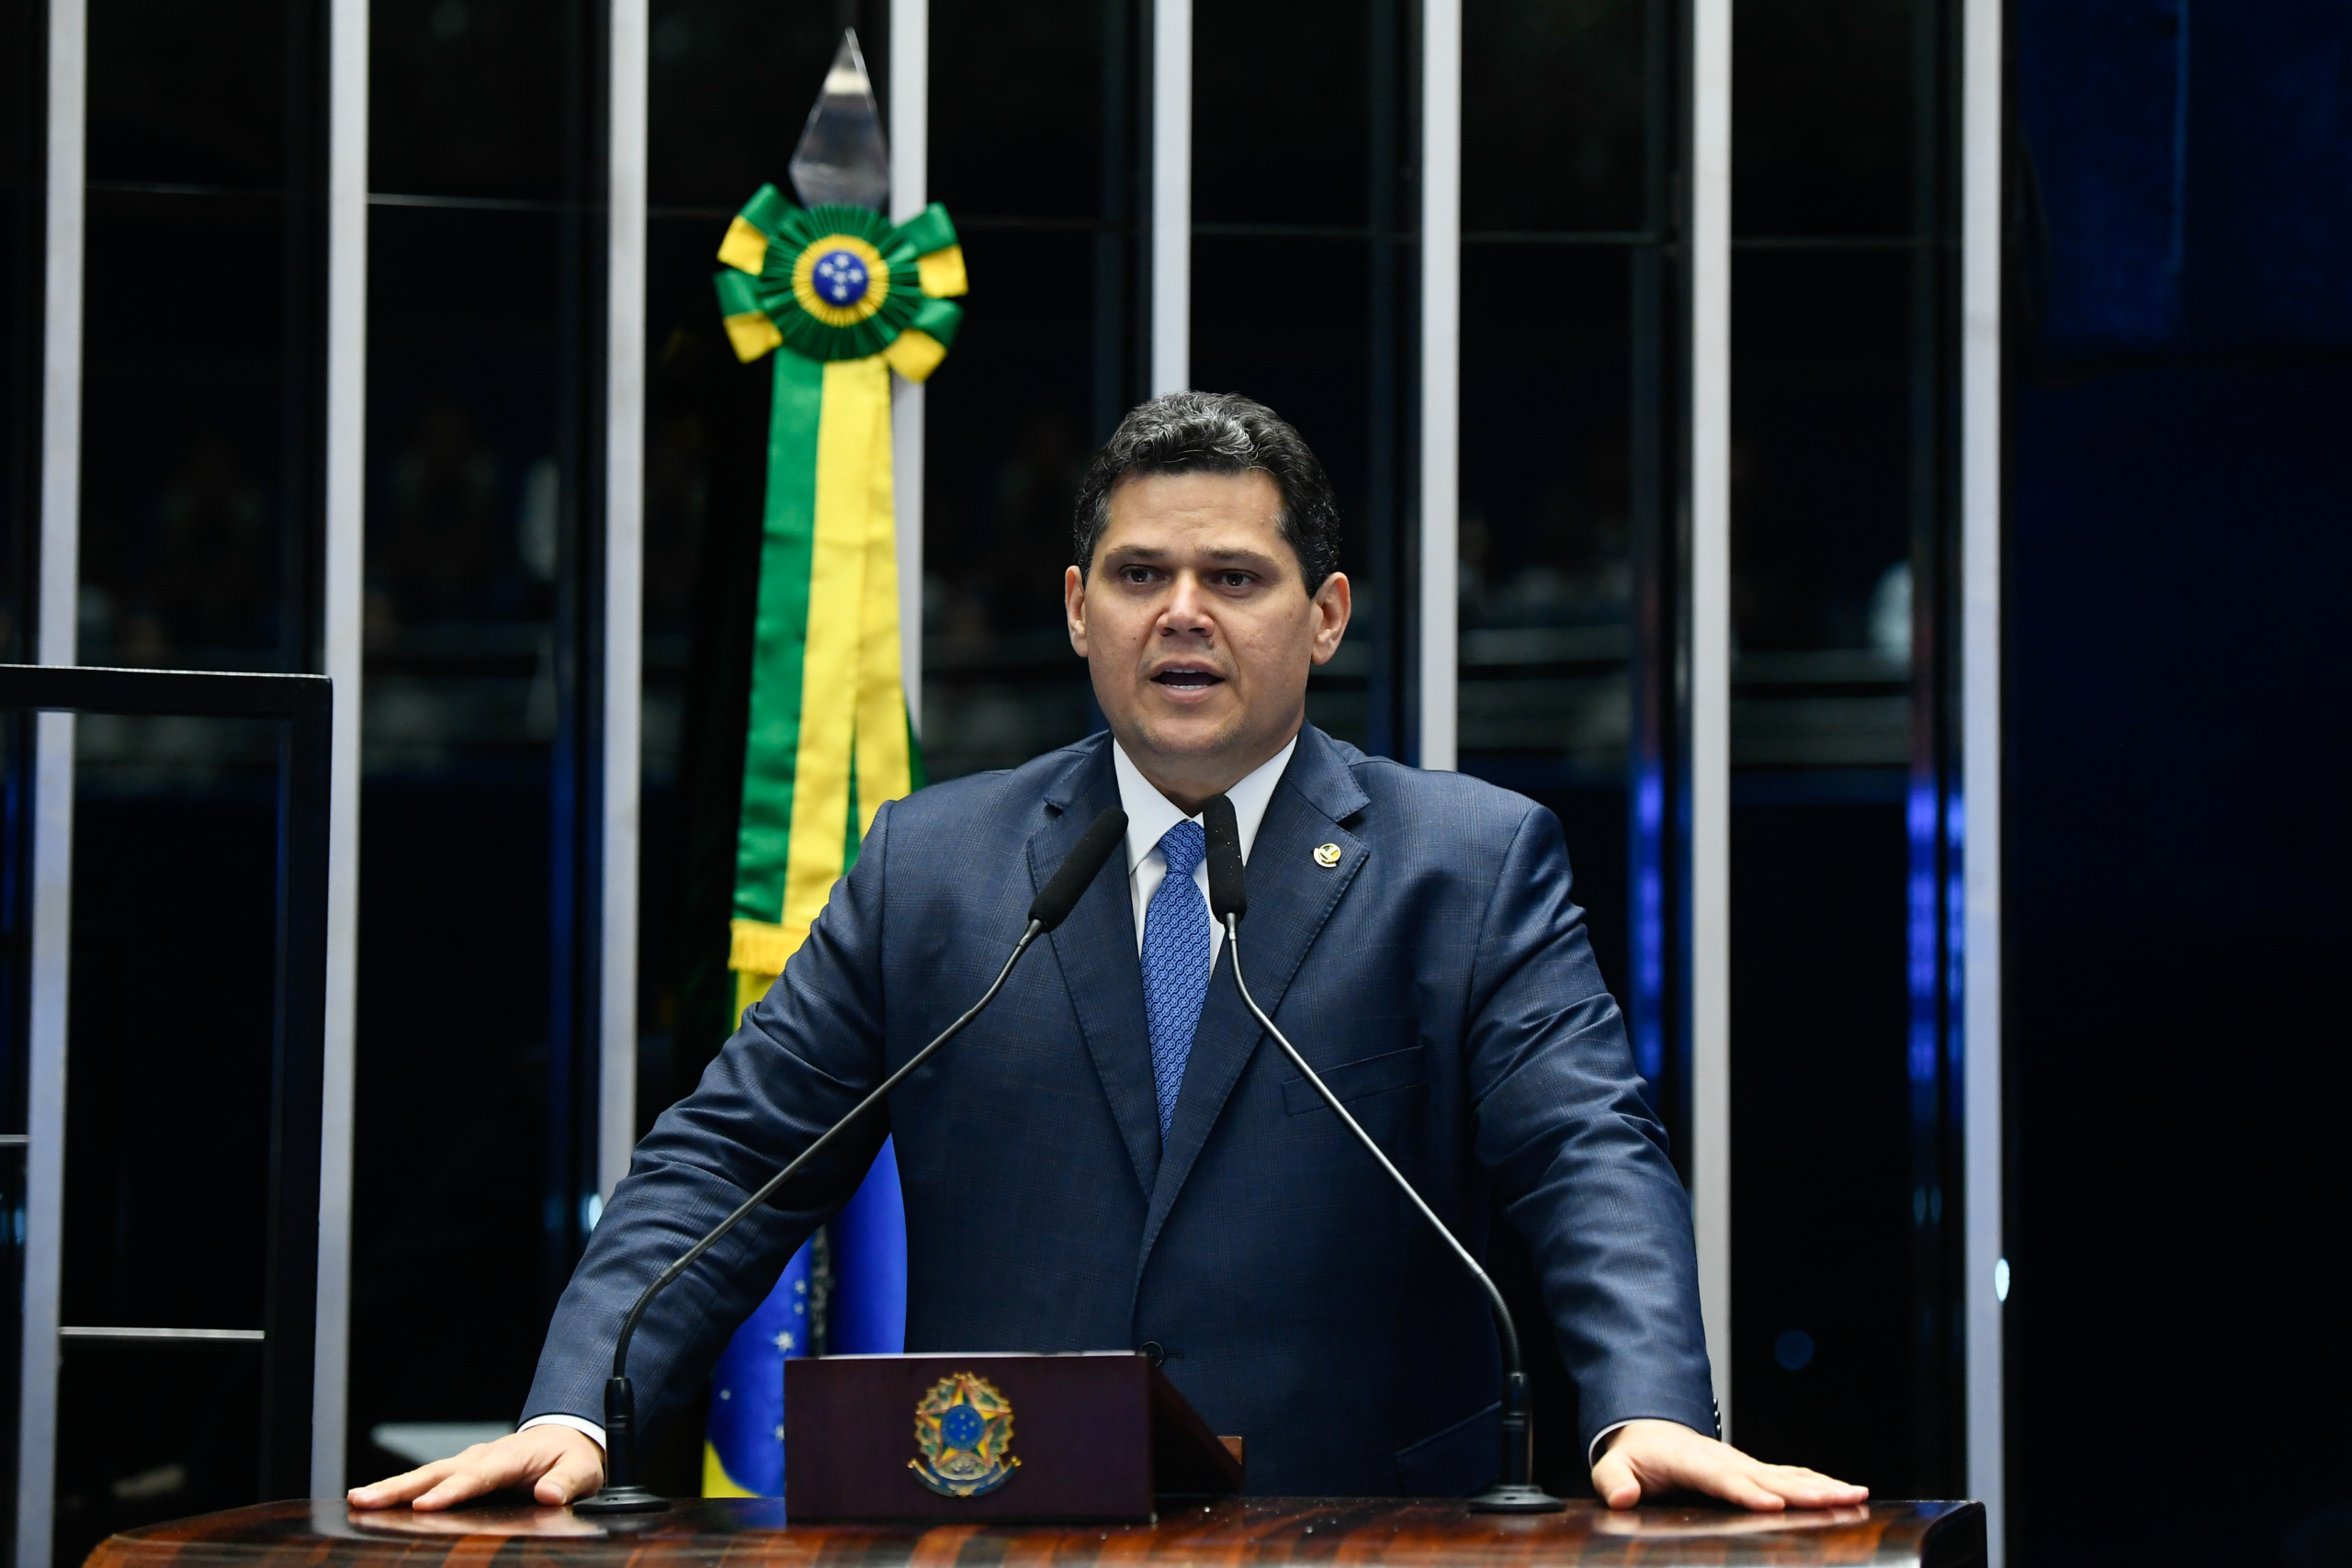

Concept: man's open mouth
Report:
left=1151, top=668, right=1224, bottom=688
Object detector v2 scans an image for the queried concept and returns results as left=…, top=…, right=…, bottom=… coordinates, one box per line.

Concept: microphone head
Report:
left=1028, top=806, right=1128, bottom=932
left=1202, top=795, right=1248, bottom=923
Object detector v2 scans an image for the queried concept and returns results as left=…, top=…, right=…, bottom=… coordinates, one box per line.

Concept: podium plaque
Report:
left=784, top=1350, right=1242, bottom=1522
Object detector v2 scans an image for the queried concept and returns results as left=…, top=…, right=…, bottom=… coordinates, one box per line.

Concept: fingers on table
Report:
left=411, top=1444, right=541, bottom=1510
left=534, top=1444, right=607, bottom=1504
left=1589, top=1451, right=1644, bottom=1510
left=346, top=1457, right=469, bottom=1508
left=1704, top=1461, right=1791, bottom=1512
left=1753, top=1461, right=1870, bottom=1506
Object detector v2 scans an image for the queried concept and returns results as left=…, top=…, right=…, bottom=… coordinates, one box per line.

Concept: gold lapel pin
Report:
left=1313, top=843, right=1342, bottom=868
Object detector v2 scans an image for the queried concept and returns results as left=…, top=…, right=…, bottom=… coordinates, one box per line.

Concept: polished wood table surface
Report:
left=85, top=1496, right=1986, bottom=1568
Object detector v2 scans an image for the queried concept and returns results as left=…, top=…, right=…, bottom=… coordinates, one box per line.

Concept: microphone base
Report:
left=1468, top=1483, right=1567, bottom=1515
left=571, top=1485, right=672, bottom=1515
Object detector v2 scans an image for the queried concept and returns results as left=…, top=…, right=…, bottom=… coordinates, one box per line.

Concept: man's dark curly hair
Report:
left=1070, top=391, right=1341, bottom=591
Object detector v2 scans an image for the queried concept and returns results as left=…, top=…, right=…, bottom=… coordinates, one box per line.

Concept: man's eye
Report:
left=1218, top=572, right=1253, bottom=589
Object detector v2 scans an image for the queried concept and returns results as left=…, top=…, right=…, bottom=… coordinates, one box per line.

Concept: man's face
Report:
left=1064, top=469, right=1350, bottom=806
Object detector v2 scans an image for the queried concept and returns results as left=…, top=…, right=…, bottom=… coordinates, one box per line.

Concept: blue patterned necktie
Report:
left=1141, top=818, right=1211, bottom=1135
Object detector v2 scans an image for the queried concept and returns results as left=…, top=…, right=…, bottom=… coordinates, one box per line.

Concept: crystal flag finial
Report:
left=789, top=30, right=890, bottom=211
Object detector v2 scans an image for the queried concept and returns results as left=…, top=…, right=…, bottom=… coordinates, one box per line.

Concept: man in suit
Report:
left=355, top=392, right=1862, bottom=1513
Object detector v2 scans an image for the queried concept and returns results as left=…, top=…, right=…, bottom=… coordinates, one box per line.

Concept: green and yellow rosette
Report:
left=711, top=185, right=967, bottom=380
left=707, top=187, right=961, bottom=1056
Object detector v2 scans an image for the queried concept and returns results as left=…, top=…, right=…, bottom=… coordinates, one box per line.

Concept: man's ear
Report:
left=1307, top=570, right=1352, bottom=665
left=1065, top=564, right=1091, bottom=657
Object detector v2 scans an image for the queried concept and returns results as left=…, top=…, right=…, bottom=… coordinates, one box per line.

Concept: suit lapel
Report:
left=1031, top=740, right=1162, bottom=1197
left=1136, top=728, right=1372, bottom=1273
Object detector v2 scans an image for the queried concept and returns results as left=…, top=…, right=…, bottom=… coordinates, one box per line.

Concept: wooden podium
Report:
left=83, top=1496, right=1988, bottom=1568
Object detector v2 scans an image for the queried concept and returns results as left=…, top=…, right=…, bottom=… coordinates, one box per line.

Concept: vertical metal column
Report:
left=891, top=0, right=928, bottom=732
left=312, top=0, right=368, bottom=1498
left=1961, top=0, right=2006, bottom=1554
left=1688, top=0, right=1734, bottom=1438
left=1148, top=0, right=1189, bottom=395
left=1416, top=0, right=1459, bottom=772
left=17, top=0, right=85, bottom=1555
left=598, top=0, right=648, bottom=1206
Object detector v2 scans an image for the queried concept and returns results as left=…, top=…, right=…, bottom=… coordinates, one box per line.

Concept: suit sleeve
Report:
left=518, top=798, right=900, bottom=1441
left=1463, top=804, right=1719, bottom=1457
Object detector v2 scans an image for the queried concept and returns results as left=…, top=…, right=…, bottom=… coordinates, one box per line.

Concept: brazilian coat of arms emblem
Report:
left=909, top=1371, right=1021, bottom=1497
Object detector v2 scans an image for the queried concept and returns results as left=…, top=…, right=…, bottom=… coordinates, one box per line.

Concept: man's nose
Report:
left=1159, top=572, right=1216, bottom=636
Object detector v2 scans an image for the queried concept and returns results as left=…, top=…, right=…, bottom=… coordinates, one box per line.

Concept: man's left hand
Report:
left=1590, top=1418, right=1868, bottom=1511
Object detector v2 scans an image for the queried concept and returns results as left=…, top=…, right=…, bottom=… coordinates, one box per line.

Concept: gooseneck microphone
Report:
left=1200, top=795, right=1564, bottom=1514
left=573, top=805, right=1129, bottom=1513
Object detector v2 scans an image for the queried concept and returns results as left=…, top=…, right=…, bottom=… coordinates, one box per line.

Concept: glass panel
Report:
left=648, top=0, right=848, bottom=211
left=1461, top=0, right=1653, bottom=235
left=1727, top=243, right=1925, bottom=1492
left=1457, top=245, right=1635, bottom=782
left=1731, top=248, right=1914, bottom=757
left=1726, top=0, right=1955, bottom=1497
left=4, top=55, right=40, bottom=1536
left=79, top=192, right=302, bottom=671
left=79, top=0, right=315, bottom=676
left=64, top=717, right=280, bottom=1329
left=55, top=715, right=282, bottom=1567
left=1729, top=794, right=1913, bottom=1482
left=371, top=0, right=596, bottom=200
left=931, top=0, right=1110, bottom=220
left=53, top=1339, right=266, bottom=1565
left=2, top=0, right=36, bottom=664
left=87, top=0, right=295, bottom=189
left=1454, top=242, right=1640, bottom=1027
left=350, top=195, right=594, bottom=1468
left=1732, top=0, right=1923, bottom=237
left=1192, top=0, right=1374, bottom=228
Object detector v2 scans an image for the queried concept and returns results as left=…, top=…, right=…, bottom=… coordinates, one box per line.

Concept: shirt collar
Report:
left=1111, top=731, right=1299, bottom=872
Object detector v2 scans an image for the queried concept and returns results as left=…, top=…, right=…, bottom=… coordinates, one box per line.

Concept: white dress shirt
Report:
left=1112, top=732, right=1295, bottom=966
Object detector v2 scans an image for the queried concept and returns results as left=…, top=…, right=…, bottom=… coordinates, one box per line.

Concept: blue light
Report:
left=1630, top=763, right=1666, bottom=1089
left=1946, top=789, right=1966, bottom=1088
left=1773, top=1329, right=1815, bottom=1371
left=1906, top=777, right=1940, bottom=1099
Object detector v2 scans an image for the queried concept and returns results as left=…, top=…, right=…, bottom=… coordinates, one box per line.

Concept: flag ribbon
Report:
left=713, top=187, right=961, bottom=1013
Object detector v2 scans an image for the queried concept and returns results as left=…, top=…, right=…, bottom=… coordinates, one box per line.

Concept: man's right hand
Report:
left=347, top=1426, right=606, bottom=1511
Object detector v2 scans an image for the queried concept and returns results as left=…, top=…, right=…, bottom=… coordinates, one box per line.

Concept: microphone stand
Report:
left=1217, top=913, right=1565, bottom=1513
left=573, top=920, right=1048, bottom=1514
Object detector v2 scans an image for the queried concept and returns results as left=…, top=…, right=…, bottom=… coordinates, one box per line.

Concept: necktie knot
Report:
left=1159, top=818, right=1207, bottom=879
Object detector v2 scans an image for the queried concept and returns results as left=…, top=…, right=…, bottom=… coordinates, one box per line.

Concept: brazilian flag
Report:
left=699, top=183, right=965, bottom=1497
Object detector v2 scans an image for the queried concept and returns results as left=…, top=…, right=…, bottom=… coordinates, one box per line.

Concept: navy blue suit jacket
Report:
left=526, top=726, right=1715, bottom=1495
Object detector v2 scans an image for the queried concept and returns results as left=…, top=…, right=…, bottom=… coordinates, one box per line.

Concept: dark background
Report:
left=2007, top=3, right=2352, bottom=1562
left=0, top=0, right=2347, bottom=1563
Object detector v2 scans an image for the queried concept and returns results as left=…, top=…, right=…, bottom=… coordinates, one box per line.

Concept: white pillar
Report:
left=1416, top=0, right=1460, bottom=772
left=891, top=0, right=929, bottom=733
left=598, top=0, right=648, bottom=1206
left=17, top=0, right=85, bottom=1555
left=1962, top=0, right=2006, bottom=1553
left=1148, top=0, right=1190, bottom=395
left=1688, top=0, right=1735, bottom=1439
left=312, top=0, right=369, bottom=1497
